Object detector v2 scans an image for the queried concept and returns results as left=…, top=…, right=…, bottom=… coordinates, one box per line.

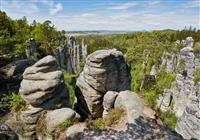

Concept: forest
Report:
left=1, top=10, right=200, bottom=139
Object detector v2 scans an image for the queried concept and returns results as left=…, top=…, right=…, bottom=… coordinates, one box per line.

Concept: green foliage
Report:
left=160, top=111, right=177, bottom=131
left=0, top=93, right=26, bottom=112
left=193, top=42, right=200, bottom=59
left=86, top=107, right=125, bottom=129
left=0, top=10, right=65, bottom=58
left=86, top=118, right=105, bottom=129
left=142, top=90, right=157, bottom=108
left=194, top=68, right=200, bottom=84
left=8, top=93, right=26, bottom=111
left=59, top=120, right=73, bottom=132
left=63, top=71, right=77, bottom=107
left=139, top=70, right=175, bottom=109
left=156, top=70, right=175, bottom=94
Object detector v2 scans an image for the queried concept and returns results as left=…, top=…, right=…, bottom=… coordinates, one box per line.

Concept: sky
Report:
left=0, top=0, right=200, bottom=31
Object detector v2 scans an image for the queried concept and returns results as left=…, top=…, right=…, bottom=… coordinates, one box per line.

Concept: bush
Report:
left=0, top=93, right=26, bottom=112
left=86, top=118, right=105, bottom=129
left=59, top=120, right=73, bottom=132
left=160, top=111, right=177, bottom=131
left=86, top=107, right=125, bottom=129
left=142, top=90, right=157, bottom=108
left=156, top=70, right=175, bottom=94
left=63, top=71, right=77, bottom=107
left=193, top=42, right=200, bottom=59
left=8, top=93, right=26, bottom=111
left=194, top=68, right=200, bottom=84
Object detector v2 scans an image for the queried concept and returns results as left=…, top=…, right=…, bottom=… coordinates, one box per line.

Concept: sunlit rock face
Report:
left=75, top=49, right=131, bottom=119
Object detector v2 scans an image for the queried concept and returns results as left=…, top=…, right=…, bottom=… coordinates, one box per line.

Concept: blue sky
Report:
left=0, top=0, right=199, bottom=31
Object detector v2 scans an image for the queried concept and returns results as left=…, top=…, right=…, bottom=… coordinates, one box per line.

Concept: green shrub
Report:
left=59, top=120, right=73, bottom=132
left=142, top=90, right=157, bottom=108
left=193, top=42, right=200, bottom=59
left=86, top=118, right=105, bottom=129
left=8, top=93, right=26, bottom=111
left=63, top=71, right=77, bottom=107
left=156, top=70, right=175, bottom=94
left=194, top=68, right=200, bottom=84
left=86, top=107, right=125, bottom=129
left=0, top=93, right=26, bottom=112
left=160, top=111, right=177, bottom=131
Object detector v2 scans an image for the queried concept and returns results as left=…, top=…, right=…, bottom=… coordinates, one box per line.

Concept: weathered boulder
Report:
left=75, top=49, right=131, bottom=118
left=0, top=59, right=35, bottom=94
left=8, top=55, right=71, bottom=140
left=45, top=108, right=76, bottom=133
left=19, top=55, right=70, bottom=107
left=65, top=123, right=87, bottom=139
left=114, top=90, right=144, bottom=124
left=103, top=91, right=118, bottom=118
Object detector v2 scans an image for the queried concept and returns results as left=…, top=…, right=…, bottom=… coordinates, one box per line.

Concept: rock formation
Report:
left=55, top=45, right=74, bottom=74
left=7, top=55, right=74, bottom=140
left=0, top=59, right=35, bottom=94
left=25, top=38, right=37, bottom=60
left=75, top=49, right=131, bottom=119
left=176, top=82, right=200, bottom=139
left=114, top=90, right=144, bottom=124
left=157, top=37, right=200, bottom=139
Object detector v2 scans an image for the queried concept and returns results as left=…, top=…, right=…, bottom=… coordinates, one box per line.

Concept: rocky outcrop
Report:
left=0, top=59, right=35, bottom=94
left=7, top=55, right=72, bottom=140
left=175, top=82, right=200, bottom=139
left=157, top=37, right=200, bottom=139
left=75, top=49, right=131, bottom=119
left=54, top=45, right=74, bottom=74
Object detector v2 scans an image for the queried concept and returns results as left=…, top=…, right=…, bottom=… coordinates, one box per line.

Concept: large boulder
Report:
left=45, top=108, right=76, bottom=133
left=75, top=49, right=131, bottom=119
left=7, top=55, right=71, bottom=140
left=114, top=90, right=144, bottom=124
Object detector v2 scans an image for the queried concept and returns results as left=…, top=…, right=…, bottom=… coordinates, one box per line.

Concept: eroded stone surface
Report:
left=75, top=49, right=131, bottom=119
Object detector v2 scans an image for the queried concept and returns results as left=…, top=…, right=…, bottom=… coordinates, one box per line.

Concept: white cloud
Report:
left=50, top=3, right=63, bottom=15
left=42, top=0, right=54, bottom=7
left=182, top=0, right=200, bottom=8
left=1, top=0, right=39, bottom=14
left=107, top=2, right=138, bottom=10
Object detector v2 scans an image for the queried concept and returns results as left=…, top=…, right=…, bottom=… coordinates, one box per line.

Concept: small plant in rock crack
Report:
left=58, top=118, right=79, bottom=132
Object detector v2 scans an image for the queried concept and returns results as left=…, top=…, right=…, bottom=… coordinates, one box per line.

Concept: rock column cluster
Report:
left=157, top=37, right=200, bottom=139
left=55, top=45, right=74, bottom=74
left=25, top=38, right=37, bottom=60
left=75, top=49, right=131, bottom=119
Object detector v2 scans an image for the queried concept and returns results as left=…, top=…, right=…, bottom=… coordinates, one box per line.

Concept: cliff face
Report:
left=157, top=37, right=200, bottom=139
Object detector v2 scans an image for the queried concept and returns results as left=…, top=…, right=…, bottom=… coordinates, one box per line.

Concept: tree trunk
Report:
left=140, top=50, right=150, bottom=91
